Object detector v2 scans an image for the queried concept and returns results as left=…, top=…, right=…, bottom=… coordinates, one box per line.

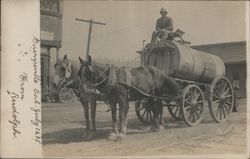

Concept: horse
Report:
left=53, top=54, right=98, bottom=138
left=78, top=55, right=180, bottom=140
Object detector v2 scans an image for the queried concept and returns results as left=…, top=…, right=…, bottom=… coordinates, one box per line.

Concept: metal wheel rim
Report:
left=135, top=101, right=153, bottom=124
left=59, top=87, right=78, bottom=103
left=181, top=84, right=205, bottom=126
left=208, top=77, right=234, bottom=122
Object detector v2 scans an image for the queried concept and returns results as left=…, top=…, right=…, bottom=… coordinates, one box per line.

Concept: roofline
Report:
left=225, top=61, right=246, bottom=65
left=191, top=41, right=246, bottom=48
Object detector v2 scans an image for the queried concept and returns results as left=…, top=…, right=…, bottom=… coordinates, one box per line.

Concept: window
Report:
left=40, top=0, right=59, bottom=13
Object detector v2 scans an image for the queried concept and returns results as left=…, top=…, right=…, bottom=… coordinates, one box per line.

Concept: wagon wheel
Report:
left=59, top=87, right=78, bottom=103
left=135, top=100, right=153, bottom=124
left=208, top=77, right=234, bottom=123
left=167, top=101, right=182, bottom=120
left=181, top=84, right=205, bottom=126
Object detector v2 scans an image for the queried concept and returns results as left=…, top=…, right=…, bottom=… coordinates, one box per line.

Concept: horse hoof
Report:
left=150, top=126, right=160, bottom=132
left=150, top=126, right=157, bottom=132
left=87, top=133, right=93, bottom=139
left=159, top=125, right=165, bottom=131
left=107, top=132, right=118, bottom=141
left=117, top=133, right=126, bottom=140
left=81, top=131, right=89, bottom=138
left=154, top=128, right=160, bottom=132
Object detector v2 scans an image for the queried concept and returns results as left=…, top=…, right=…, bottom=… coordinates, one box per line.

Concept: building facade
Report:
left=40, top=0, right=63, bottom=95
left=192, top=41, right=247, bottom=98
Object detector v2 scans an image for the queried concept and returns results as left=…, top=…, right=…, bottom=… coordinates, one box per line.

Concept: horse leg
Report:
left=79, top=97, right=90, bottom=137
left=90, top=94, right=97, bottom=132
left=118, top=96, right=129, bottom=138
left=108, top=103, right=118, bottom=140
left=149, top=99, right=157, bottom=132
left=124, top=99, right=129, bottom=135
left=86, top=94, right=97, bottom=139
left=158, top=101, right=165, bottom=131
left=152, top=99, right=161, bottom=132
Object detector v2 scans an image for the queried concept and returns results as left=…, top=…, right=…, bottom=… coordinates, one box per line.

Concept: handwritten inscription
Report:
left=31, top=89, right=42, bottom=144
left=30, top=106, right=41, bottom=144
left=30, top=36, right=42, bottom=144
left=30, top=36, right=40, bottom=84
left=19, top=72, right=28, bottom=100
left=7, top=35, right=42, bottom=143
left=7, top=90, right=21, bottom=138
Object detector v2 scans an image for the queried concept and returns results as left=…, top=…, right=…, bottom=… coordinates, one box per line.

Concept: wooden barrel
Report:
left=143, top=41, right=225, bottom=83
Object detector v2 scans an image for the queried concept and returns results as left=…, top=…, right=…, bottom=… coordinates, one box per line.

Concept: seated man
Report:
left=151, top=7, right=174, bottom=42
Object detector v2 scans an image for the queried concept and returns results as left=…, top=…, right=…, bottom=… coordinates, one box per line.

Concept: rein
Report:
left=92, top=65, right=111, bottom=87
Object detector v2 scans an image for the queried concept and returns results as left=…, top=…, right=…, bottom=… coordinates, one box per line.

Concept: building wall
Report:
left=192, top=41, right=247, bottom=98
left=40, top=0, right=63, bottom=96
left=192, top=42, right=246, bottom=64
left=225, top=63, right=246, bottom=98
left=41, top=14, right=62, bottom=47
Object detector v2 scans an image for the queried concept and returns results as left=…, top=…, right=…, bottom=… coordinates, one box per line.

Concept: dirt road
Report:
left=42, top=99, right=248, bottom=158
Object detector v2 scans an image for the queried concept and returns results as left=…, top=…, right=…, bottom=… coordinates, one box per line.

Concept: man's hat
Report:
left=160, top=7, right=168, bottom=14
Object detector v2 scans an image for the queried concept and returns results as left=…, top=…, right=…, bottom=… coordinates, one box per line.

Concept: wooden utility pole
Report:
left=143, top=40, right=146, bottom=48
left=75, top=18, right=106, bottom=60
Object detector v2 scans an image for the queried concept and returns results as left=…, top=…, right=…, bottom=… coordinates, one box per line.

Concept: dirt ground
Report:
left=42, top=98, right=248, bottom=158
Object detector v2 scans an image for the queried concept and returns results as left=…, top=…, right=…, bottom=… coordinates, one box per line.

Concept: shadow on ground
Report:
left=43, top=117, right=188, bottom=145
left=43, top=128, right=111, bottom=144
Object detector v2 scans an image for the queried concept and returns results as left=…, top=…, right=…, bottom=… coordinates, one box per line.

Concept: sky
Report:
left=60, top=1, right=246, bottom=61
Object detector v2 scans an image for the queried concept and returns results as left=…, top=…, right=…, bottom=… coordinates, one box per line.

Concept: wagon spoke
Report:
left=225, top=101, right=232, bottom=106
left=149, top=111, right=152, bottom=121
left=193, top=89, right=197, bottom=100
left=224, top=104, right=230, bottom=113
left=219, top=104, right=222, bottom=120
left=184, top=105, right=191, bottom=111
left=146, top=111, right=149, bottom=121
left=188, top=111, right=193, bottom=122
left=142, top=110, right=147, bottom=118
left=184, top=108, right=189, bottom=118
left=195, top=92, right=201, bottom=101
left=221, top=81, right=228, bottom=93
left=187, top=92, right=192, bottom=101
left=174, top=106, right=179, bottom=115
left=219, top=81, right=226, bottom=95
left=195, top=105, right=202, bottom=112
left=216, top=104, right=220, bottom=117
left=197, top=100, right=203, bottom=104
left=212, top=99, right=220, bottom=104
left=224, top=95, right=232, bottom=99
left=214, top=86, right=220, bottom=95
left=192, top=111, right=196, bottom=122
left=221, top=104, right=226, bottom=119
left=213, top=94, right=220, bottom=100
left=224, top=102, right=231, bottom=113
left=194, top=109, right=200, bottom=120
left=185, top=99, right=192, bottom=105
left=222, top=87, right=230, bottom=97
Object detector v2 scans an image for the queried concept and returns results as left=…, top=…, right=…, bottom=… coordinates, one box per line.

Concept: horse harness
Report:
left=79, top=63, right=162, bottom=99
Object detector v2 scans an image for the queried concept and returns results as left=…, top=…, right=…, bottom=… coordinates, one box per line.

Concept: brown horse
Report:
left=53, top=54, right=97, bottom=138
left=78, top=55, right=179, bottom=140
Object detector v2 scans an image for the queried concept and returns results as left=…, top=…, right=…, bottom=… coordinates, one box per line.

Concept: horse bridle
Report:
left=80, top=64, right=111, bottom=88
left=54, top=60, right=72, bottom=77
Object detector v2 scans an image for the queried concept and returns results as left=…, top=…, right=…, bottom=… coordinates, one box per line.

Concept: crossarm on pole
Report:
left=75, top=18, right=106, bottom=25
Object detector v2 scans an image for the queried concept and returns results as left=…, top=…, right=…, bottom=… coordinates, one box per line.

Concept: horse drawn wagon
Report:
left=135, top=39, right=235, bottom=126
left=52, top=34, right=235, bottom=137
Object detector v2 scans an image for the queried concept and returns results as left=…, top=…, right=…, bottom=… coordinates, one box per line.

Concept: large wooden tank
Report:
left=141, top=41, right=225, bottom=83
